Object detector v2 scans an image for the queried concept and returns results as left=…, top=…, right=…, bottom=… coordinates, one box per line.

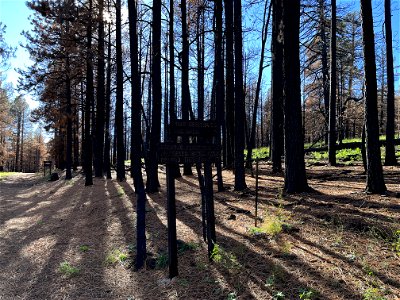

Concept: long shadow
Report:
left=1, top=177, right=85, bottom=297
left=292, top=233, right=400, bottom=290
left=118, top=180, right=186, bottom=299
left=0, top=175, right=67, bottom=226
left=146, top=181, right=358, bottom=299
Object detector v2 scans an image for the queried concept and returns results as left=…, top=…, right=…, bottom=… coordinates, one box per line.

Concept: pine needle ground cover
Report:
left=0, top=165, right=399, bottom=299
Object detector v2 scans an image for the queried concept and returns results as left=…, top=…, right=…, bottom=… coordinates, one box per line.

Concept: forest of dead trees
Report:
left=0, top=0, right=399, bottom=269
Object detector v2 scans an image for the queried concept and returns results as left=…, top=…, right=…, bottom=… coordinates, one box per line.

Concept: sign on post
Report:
left=43, top=161, right=52, bottom=177
left=157, top=119, right=219, bottom=279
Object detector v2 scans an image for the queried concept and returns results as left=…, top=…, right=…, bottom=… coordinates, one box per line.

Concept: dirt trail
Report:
left=0, top=166, right=399, bottom=299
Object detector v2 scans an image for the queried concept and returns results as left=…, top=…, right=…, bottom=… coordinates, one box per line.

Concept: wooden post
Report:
left=255, top=158, right=259, bottom=227
left=166, top=163, right=178, bottom=278
left=195, top=163, right=207, bottom=242
left=204, top=162, right=216, bottom=259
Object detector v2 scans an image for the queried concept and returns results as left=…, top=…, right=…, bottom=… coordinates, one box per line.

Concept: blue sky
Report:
left=0, top=0, right=399, bottom=110
left=0, top=0, right=35, bottom=107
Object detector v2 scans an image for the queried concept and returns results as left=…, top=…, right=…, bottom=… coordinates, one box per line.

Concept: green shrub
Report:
left=155, top=253, right=168, bottom=269
left=363, top=287, right=387, bottom=300
left=105, top=249, right=128, bottom=265
left=59, top=261, right=80, bottom=277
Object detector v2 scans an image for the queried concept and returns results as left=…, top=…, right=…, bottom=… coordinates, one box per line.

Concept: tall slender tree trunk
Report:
left=15, top=113, right=21, bottom=172
left=115, top=0, right=125, bottom=181
left=319, top=0, right=330, bottom=144
left=234, top=0, right=247, bottom=191
left=181, top=0, right=193, bottom=176
left=84, top=0, right=94, bottom=186
left=145, top=0, right=162, bottom=192
left=128, top=0, right=147, bottom=269
left=65, top=21, right=72, bottom=180
left=95, top=0, right=105, bottom=177
left=384, top=0, right=396, bottom=166
left=20, top=111, right=24, bottom=172
left=224, top=0, right=234, bottom=169
left=103, top=24, right=112, bottom=179
left=271, top=0, right=284, bottom=173
left=282, top=0, right=309, bottom=193
left=360, top=0, right=386, bottom=193
left=214, top=0, right=225, bottom=191
left=328, top=0, right=337, bottom=166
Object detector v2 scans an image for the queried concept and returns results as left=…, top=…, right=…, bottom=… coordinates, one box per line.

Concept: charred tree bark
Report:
left=115, top=0, right=126, bottom=181
left=95, top=0, right=105, bottom=177
left=234, top=0, right=247, bottom=191
left=145, top=0, right=162, bottom=192
left=224, top=0, right=234, bottom=169
left=360, top=0, right=386, bottom=193
left=84, top=0, right=94, bottom=186
left=181, top=0, right=193, bottom=176
left=328, top=0, right=337, bottom=166
left=128, top=0, right=147, bottom=269
left=214, top=0, right=224, bottom=191
left=103, top=22, right=112, bottom=179
left=271, top=0, right=284, bottom=173
left=282, top=0, right=309, bottom=193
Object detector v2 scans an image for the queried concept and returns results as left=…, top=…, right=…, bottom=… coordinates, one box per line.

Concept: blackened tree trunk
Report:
left=214, top=0, right=224, bottom=191
left=271, top=0, right=284, bottom=173
left=145, top=0, right=162, bottom=192
left=197, top=4, right=205, bottom=122
left=95, top=0, right=105, bottom=177
left=73, top=96, right=79, bottom=170
left=224, top=0, right=234, bottom=169
left=384, top=0, right=397, bottom=166
left=282, top=0, right=309, bottom=193
left=115, top=0, right=126, bottom=181
left=169, top=0, right=181, bottom=179
left=65, top=16, right=72, bottom=180
left=84, top=0, right=94, bottom=186
left=103, top=24, right=111, bottom=179
left=360, top=0, right=386, bottom=193
left=103, top=22, right=112, bottom=179
left=181, top=0, right=193, bottom=176
left=234, top=0, right=247, bottom=191
left=328, top=0, right=337, bottom=166
left=319, top=0, right=330, bottom=144
left=128, top=0, right=147, bottom=270
left=15, top=111, right=21, bottom=172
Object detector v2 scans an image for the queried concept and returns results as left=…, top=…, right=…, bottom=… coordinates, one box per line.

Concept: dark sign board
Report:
left=170, top=120, right=218, bottom=137
left=158, top=143, right=220, bottom=164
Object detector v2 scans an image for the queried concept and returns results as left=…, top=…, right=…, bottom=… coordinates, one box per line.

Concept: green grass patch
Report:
left=79, top=245, right=90, bottom=252
left=211, top=244, right=241, bottom=271
left=392, top=230, right=400, bottom=256
left=299, top=288, right=319, bottom=300
left=250, top=216, right=284, bottom=237
left=155, top=252, right=168, bottom=269
left=0, top=172, right=16, bottom=180
left=59, top=261, right=80, bottom=277
left=105, top=249, right=128, bottom=265
left=116, top=186, right=125, bottom=197
left=362, top=287, right=387, bottom=300
left=244, top=146, right=270, bottom=160
left=177, top=240, right=199, bottom=254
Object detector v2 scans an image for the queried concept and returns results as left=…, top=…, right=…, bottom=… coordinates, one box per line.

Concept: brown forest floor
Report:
left=0, top=163, right=399, bottom=300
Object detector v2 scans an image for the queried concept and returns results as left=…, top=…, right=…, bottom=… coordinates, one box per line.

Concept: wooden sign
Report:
left=158, top=143, right=220, bottom=164
left=170, top=120, right=218, bottom=137
left=159, top=119, right=219, bottom=279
